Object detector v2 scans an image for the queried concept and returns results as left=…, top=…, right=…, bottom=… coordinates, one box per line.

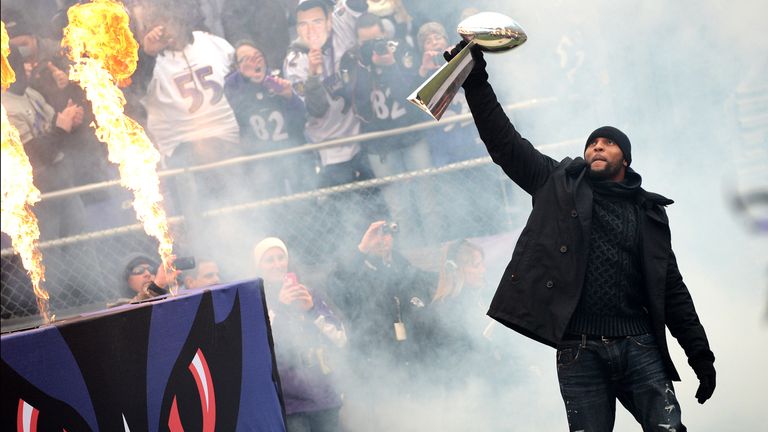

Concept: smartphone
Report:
left=263, top=75, right=284, bottom=94
left=284, top=272, right=298, bottom=286
left=174, top=256, right=196, bottom=271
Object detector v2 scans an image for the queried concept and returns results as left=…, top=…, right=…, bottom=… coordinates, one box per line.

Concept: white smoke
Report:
left=3, top=0, right=766, bottom=429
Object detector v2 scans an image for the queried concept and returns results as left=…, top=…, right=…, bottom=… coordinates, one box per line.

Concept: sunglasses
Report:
left=129, top=264, right=156, bottom=276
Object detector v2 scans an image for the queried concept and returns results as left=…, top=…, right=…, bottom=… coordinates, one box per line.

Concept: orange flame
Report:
left=1, top=21, right=53, bottom=323
left=61, top=1, right=176, bottom=286
left=60, top=0, right=138, bottom=87
left=1, top=22, right=14, bottom=91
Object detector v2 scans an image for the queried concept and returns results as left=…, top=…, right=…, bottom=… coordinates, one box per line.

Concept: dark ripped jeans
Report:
left=556, top=333, right=685, bottom=432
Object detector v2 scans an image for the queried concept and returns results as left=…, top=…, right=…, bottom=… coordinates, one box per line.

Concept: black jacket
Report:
left=327, top=250, right=436, bottom=369
left=463, top=76, right=714, bottom=381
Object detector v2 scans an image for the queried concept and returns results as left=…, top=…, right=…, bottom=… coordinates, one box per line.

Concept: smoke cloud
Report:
left=1, top=0, right=766, bottom=430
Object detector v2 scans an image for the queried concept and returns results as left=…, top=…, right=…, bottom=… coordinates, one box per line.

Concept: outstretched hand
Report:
left=358, top=220, right=387, bottom=255
left=443, top=40, right=469, bottom=62
left=443, top=40, right=487, bottom=85
left=443, top=39, right=485, bottom=63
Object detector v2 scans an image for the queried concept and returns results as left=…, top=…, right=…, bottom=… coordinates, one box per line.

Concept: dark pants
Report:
left=556, top=333, right=685, bottom=432
left=285, top=408, right=340, bottom=432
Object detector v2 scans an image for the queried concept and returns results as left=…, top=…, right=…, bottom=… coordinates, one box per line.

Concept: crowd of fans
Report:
left=1, top=0, right=489, bottom=245
left=122, top=222, right=514, bottom=431
left=3, top=2, right=520, bottom=429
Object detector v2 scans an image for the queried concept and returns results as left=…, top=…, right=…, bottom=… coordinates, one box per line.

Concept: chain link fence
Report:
left=1, top=102, right=574, bottom=330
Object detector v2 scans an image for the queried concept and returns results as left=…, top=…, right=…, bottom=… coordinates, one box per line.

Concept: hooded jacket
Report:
left=463, top=74, right=714, bottom=381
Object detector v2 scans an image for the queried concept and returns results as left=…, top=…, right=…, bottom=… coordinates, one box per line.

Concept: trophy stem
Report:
left=407, top=40, right=476, bottom=121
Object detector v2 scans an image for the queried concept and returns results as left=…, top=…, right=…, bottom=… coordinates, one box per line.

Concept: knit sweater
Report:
left=566, top=174, right=652, bottom=336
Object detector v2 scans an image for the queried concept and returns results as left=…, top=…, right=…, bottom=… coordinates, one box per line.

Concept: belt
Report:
left=561, top=333, right=626, bottom=344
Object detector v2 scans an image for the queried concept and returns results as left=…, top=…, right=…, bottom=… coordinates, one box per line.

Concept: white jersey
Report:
left=284, top=0, right=362, bottom=166
left=143, top=31, right=240, bottom=159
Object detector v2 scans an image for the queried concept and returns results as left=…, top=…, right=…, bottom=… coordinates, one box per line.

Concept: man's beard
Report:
left=587, top=159, right=623, bottom=180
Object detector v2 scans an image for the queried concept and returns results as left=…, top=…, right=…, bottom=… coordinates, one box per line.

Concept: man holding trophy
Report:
left=414, top=12, right=716, bottom=431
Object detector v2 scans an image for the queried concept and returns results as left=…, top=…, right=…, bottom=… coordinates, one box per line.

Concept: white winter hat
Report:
left=253, top=237, right=288, bottom=265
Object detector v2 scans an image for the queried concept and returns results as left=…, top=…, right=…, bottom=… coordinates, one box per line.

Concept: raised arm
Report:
left=447, top=42, right=559, bottom=195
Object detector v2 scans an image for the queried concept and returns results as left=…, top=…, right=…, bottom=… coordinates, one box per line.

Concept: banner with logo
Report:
left=1, top=279, right=285, bottom=431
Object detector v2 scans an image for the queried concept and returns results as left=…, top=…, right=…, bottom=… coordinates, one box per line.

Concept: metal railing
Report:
left=1, top=97, right=581, bottom=328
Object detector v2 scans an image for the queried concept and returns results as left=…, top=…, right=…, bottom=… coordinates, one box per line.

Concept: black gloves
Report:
left=442, top=40, right=488, bottom=88
left=442, top=40, right=469, bottom=61
left=693, top=362, right=716, bottom=404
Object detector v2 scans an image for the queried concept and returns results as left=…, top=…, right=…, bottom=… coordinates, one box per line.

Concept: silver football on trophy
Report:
left=407, top=12, right=527, bottom=120
left=457, top=12, right=527, bottom=52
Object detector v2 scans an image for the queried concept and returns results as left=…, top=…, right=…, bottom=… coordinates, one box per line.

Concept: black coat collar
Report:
left=564, top=157, right=674, bottom=210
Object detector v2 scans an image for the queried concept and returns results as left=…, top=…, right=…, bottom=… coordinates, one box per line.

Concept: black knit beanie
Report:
left=123, top=254, right=158, bottom=281
left=585, top=126, right=632, bottom=166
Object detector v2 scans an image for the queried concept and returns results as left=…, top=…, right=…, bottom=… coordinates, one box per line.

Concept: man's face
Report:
left=127, top=263, right=155, bottom=294
left=357, top=24, right=394, bottom=66
left=236, top=45, right=267, bottom=83
left=421, top=32, right=447, bottom=53
left=258, top=247, right=288, bottom=286
left=186, top=261, right=221, bottom=289
left=584, top=137, right=626, bottom=181
left=296, top=7, right=331, bottom=50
